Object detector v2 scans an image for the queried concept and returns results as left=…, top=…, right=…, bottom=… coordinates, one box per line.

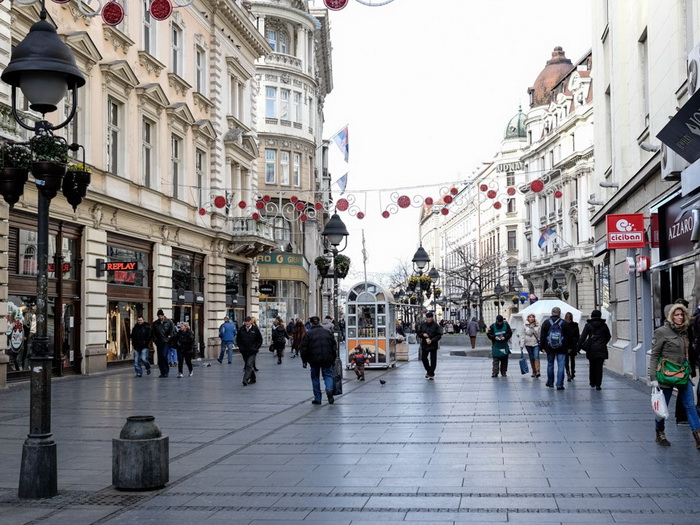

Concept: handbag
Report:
left=519, top=349, right=529, bottom=375
left=656, top=357, right=690, bottom=386
left=581, top=337, right=592, bottom=353
left=651, top=385, right=669, bottom=419
left=268, top=343, right=275, bottom=352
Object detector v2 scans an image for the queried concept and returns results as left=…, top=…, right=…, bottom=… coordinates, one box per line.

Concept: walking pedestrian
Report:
left=152, top=309, right=177, bottom=378
left=271, top=316, right=288, bottom=364
left=217, top=316, right=237, bottom=364
left=171, top=321, right=195, bottom=378
left=564, top=312, right=580, bottom=382
left=237, top=316, right=262, bottom=386
left=300, top=316, right=337, bottom=405
left=321, top=315, right=334, bottom=333
left=487, top=314, right=512, bottom=377
left=131, top=315, right=152, bottom=377
left=522, top=314, right=541, bottom=378
left=540, top=306, right=569, bottom=390
left=466, top=318, right=479, bottom=349
left=648, top=303, right=700, bottom=448
left=290, top=318, right=306, bottom=359
left=351, top=345, right=368, bottom=381
left=577, top=309, right=611, bottom=390
left=417, top=312, right=443, bottom=380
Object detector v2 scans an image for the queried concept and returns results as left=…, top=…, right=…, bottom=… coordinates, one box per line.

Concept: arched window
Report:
left=266, top=28, right=290, bottom=54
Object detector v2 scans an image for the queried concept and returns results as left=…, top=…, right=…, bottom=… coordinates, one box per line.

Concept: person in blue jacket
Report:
left=217, top=316, right=237, bottom=364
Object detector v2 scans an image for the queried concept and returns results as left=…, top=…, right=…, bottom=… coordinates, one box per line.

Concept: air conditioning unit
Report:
left=688, top=42, right=700, bottom=95
left=661, top=143, right=688, bottom=181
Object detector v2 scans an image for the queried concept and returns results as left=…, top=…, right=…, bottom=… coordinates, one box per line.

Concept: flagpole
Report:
left=362, top=229, right=368, bottom=286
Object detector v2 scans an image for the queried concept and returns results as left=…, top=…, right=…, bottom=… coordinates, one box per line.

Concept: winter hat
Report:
left=309, top=316, right=320, bottom=324
left=425, top=312, right=434, bottom=318
left=496, top=315, right=504, bottom=323
left=157, top=309, right=164, bottom=316
left=590, top=310, right=602, bottom=319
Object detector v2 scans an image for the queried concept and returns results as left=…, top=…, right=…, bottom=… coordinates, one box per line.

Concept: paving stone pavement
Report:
left=1, top=338, right=700, bottom=524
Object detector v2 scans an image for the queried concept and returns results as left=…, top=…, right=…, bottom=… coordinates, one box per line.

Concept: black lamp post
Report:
left=428, top=267, right=439, bottom=315
left=322, top=213, right=349, bottom=395
left=494, top=283, right=504, bottom=315
left=1, top=8, right=85, bottom=500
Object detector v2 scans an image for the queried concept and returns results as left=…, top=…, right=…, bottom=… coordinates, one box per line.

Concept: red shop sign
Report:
left=606, top=213, right=646, bottom=249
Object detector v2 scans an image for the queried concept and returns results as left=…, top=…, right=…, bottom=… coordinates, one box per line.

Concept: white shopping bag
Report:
left=651, top=386, right=669, bottom=420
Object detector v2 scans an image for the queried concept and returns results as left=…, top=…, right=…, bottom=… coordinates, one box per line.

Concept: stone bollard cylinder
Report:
left=112, top=415, right=169, bottom=490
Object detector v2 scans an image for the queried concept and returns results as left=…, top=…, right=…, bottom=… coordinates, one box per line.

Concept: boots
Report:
left=656, top=429, right=671, bottom=446
left=530, top=360, right=536, bottom=377
left=534, top=360, right=541, bottom=378
left=693, top=429, right=700, bottom=450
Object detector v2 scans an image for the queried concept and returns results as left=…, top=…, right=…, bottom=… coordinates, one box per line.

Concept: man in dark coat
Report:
left=577, top=309, right=611, bottom=390
left=237, top=316, right=263, bottom=386
left=152, top=309, right=177, bottom=378
left=417, top=312, right=443, bottom=380
left=300, top=316, right=337, bottom=405
left=131, top=315, right=153, bottom=377
left=540, top=306, right=570, bottom=390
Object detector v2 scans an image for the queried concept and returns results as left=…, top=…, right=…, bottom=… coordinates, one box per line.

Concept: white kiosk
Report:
left=345, top=281, right=397, bottom=369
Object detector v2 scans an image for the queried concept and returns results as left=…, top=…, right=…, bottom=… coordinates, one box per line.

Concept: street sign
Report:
left=606, top=214, right=646, bottom=249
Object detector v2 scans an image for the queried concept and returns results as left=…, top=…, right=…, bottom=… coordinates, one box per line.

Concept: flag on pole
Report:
left=331, top=125, right=349, bottom=163
left=538, top=227, right=557, bottom=249
left=335, top=173, right=348, bottom=194
left=362, top=230, right=368, bottom=264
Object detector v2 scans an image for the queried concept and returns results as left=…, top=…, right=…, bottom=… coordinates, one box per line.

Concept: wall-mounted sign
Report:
left=657, top=88, right=700, bottom=164
left=104, top=261, right=137, bottom=271
left=496, top=161, right=523, bottom=173
left=48, top=263, right=71, bottom=273
left=636, top=255, right=651, bottom=273
left=259, top=283, right=275, bottom=295
left=659, top=193, right=699, bottom=260
left=606, top=214, right=646, bottom=249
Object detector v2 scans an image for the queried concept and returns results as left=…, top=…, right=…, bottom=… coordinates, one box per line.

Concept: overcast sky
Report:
left=315, top=0, right=593, bottom=285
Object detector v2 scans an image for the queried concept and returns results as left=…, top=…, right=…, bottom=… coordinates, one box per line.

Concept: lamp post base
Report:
left=18, top=438, right=57, bottom=499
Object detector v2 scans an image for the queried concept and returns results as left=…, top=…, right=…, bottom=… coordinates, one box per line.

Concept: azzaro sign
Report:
left=659, top=194, right=698, bottom=261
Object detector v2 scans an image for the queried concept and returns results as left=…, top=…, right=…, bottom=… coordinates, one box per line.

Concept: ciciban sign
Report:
left=606, top=213, right=646, bottom=249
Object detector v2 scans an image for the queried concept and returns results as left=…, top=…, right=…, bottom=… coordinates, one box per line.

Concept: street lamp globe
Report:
left=428, top=267, right=440, bottom=283
left=322, top=213, right=349, bottom=248
left=412, top=245, right=430, bottom=274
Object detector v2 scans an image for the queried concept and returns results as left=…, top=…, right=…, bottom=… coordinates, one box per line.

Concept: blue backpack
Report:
left=547, top=318, right=564, bottom=349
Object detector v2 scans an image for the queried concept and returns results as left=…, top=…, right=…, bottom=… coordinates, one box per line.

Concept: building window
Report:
left=265, top=149, right=276, bottom=184
left=64, top=89, right=79, bottom=151
left=506, top=173, right=515, bottom=186
left=107, top=96, right=122, bottom=175
left=195, top=46, right=206, bottom=93
left=171, top=23, right=183, bottom=76
left=293, top=92, right=302, bottom=122
left=143, top=1, right=155, bottom=55
left=280, top=89, right=290, bottom=121
left=195, top=148, right=206, bottom=207
left=266, top=87, right=277, bottom=118
left=293, top=153, right=301, bottom=186
left=171, top=134, right=182, bottom=199
left=280, top=151, right=290, bottom=185
left=266, top=28, right=289, bottom=54
left=142, top=119, right=154, bottom=188
left=507, top=198, right=516, bottom=213
left=271, top=217, right=291, bottom=243
left=507, top=230, right=517, bottom=252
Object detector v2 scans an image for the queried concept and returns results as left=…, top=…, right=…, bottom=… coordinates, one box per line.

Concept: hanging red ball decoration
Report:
left=300, top=214, right=308, bottom=222
left=382, top=211, right=390, bottom=218
left=295, top=202, right=305, bottom=211
left=357, top=212, right=365, bottom=219
left=314, top=202, right=323, bottom=210
left=530, top=179, right=545, bottom=193
left=149, top=0, right=173, bottom=21
left=450, top=187, right=459, bottom=196
left=336, top=198, right=349, bottom=211
left=213, top=195, right=226, bottom=208
left=251, top=212, right=260, bottom=220
left=255, top=201, right=265, bottom=210
left=238, top=200, right=247, bottom=209
left=424, top=197, right=434, bottom=206
left=487, top=190, right=497, bottom=199
left=102, top=1, right=125, bottom=25
left=262, top=194, right=271, bottom=202
left=397, top=195, right=411, bottom=208
left=441, top=208, right=449, bottom=215
left=507, top=187, right=516, bottom=196
left=480, top=184, right=488, bottom=192
left=554, top=190, right=563, bottom=198
left=443, top=195, right=453, bottom=204
left=290, top=195, right=298, bottom=203
left=493, top=201, right=502, bottom=210
left=198, top=208, right=206, bottom=216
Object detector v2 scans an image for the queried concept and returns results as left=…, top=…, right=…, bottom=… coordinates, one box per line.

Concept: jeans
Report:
left=525, top=345, right=540, bottom=361
left=167, top=346, right=177, bottom=364
left=656, top=380, right=700, bottom=432
left=219, top=341, right=234, bottom=363
left=156, top=344, right=169, bottom=377
left=421, top=346, right=438, bottom=376
left=310, top=365, right=334, bottom=401
left=133, top=347, right=151, bottom=376
left=243, top=352, right=257, bottom=383
left=546, top=352, right=566, bottom=387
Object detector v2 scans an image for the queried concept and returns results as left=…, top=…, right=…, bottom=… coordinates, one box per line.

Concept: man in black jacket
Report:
left=417, top=312, right=443, bottom=380
left=131, top=315, right=153, bottom=377
left=300, top=316, right=337, bottom=404
left=152, top=309, right=177, bottom=378
left=237, top=316, right=263, bottom=386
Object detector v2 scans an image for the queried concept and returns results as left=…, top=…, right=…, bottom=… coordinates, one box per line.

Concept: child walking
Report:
left=352, top=345, right=368, bottom=381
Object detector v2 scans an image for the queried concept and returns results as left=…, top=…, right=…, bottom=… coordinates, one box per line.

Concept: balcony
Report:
left=226, top=218, right=276, bottom=258
left=264, top=52, right=303, bottom=73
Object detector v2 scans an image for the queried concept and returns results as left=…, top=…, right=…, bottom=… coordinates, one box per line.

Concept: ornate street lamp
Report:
left=1, top=8, right=86, bottom=500
left=494, top=283, right=504, bottom=314
left=427, top=267, right=439, bottom=315
left=411, top=245, right=430, bottom=275
left=322, top=213, right=349, bottom=395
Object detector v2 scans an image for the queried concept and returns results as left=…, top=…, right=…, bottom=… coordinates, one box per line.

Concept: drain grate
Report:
left=76, top=493, right=149, bottom=506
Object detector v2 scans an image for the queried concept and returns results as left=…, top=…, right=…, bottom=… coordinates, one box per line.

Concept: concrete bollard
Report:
left=112, top=415, right=168, bottom=490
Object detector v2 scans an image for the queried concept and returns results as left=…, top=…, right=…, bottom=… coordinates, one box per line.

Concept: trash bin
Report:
left=112, top=415, right=168, bottom=490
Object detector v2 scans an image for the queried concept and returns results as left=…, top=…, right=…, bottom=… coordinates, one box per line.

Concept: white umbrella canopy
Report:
left=508, top=299, right=583, bottom=351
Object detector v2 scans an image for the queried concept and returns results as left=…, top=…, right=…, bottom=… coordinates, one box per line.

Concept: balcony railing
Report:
left=264, top=52, right=303, bottom=72
left=226, top=217, right=276, bottom=257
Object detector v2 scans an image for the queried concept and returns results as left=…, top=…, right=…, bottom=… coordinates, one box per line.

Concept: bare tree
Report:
left=386, top=259, right=413, bottom=290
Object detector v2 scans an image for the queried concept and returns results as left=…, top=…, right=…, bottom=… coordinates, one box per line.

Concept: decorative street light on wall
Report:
left=1, top=7, right=86, bottom=500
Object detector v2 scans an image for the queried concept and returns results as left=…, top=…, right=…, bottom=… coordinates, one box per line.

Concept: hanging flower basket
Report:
left=315, top=256, right=331, bottom=278
left=334, top=254, right=351, bottom=279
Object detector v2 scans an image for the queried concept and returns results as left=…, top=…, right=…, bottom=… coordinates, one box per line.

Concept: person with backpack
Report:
left=487, top=315, right=513, bottom=377
left=540, top=306, right=569, bottom=390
